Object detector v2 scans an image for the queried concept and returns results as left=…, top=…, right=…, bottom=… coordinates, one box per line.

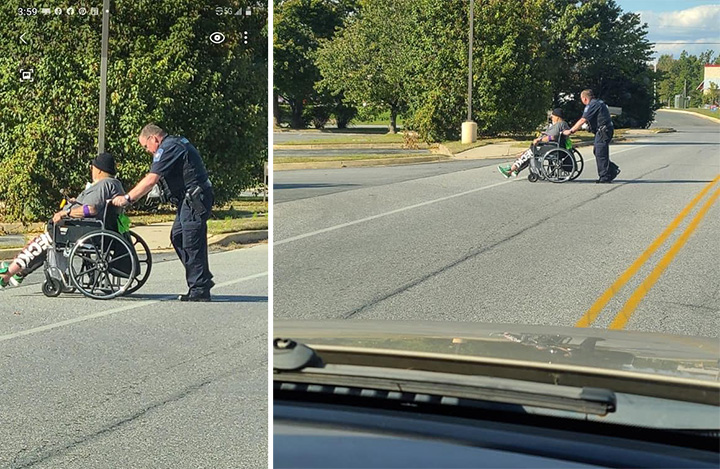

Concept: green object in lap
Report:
left=117, top=213, right=131, bottom=234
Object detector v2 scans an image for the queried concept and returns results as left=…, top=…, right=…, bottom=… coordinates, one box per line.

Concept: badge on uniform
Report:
left=153, top=147, right=164, bottom=162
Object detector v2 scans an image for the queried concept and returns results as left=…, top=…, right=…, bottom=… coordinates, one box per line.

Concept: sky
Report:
left=615, top=0, right=720, bottom=62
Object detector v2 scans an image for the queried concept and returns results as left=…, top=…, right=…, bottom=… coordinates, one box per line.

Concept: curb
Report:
left=273, top=155, right=448, bottom=171
left=0, top=229, right=268, bottom=261
left=208, top=229, right=268, bottom=247
left=657, top=108, right=720, bottom=123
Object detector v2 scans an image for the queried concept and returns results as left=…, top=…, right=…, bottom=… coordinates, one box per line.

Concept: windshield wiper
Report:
left=274, top=339, right=616, bottom=416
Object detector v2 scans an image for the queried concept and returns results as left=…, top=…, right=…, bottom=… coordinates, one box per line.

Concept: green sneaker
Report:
left=498, top=164, right=513, bottom=178
left=0, top=262, right=22, bottom=287
left=9, top=274, right=23, bottom=287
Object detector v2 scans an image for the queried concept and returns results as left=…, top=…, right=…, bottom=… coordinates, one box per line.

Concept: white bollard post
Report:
left=461, top=121, right=477, bottom=144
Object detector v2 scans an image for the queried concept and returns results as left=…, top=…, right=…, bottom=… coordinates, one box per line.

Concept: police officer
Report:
left=111, top=124, right=215, bottom=301
left=563, top=89, right=620, bottom=183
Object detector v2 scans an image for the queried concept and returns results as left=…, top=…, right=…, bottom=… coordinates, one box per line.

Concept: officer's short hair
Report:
left=581, top=89, right=594, bottom=100
left=140, top=124, right=167, bottom=139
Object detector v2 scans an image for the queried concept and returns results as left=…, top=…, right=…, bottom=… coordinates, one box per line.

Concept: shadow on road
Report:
left=274, top=183, right=360, bottom=190
left=126, top=293, right=267, bottom=303
left=571, top=179, right=713, bottom=184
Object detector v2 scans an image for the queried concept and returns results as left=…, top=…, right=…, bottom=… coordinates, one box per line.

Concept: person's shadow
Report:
left=124, top=294, right=267, bottom=303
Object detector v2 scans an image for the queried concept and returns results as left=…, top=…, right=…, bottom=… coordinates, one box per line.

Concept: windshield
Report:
left=273, top=0, right=720, bottom=429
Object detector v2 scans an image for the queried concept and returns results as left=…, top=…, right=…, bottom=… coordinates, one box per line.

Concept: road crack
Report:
left=343, top=165, right=669, bottom=319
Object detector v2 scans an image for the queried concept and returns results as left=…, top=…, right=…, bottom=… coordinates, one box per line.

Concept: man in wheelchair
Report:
left=498, top=108, right=570, bottom=178
left=0, top=152, right=125, bottom=288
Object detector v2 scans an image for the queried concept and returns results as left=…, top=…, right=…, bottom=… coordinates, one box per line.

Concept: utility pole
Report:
left=467, top=0, right=473, bottom=122
left=98, top=0, right=110, bottom=153
left=461, top=0, right=477, bottom=144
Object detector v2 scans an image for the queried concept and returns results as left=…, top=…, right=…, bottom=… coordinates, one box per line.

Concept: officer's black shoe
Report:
left=178, top=291, right=211, bottom=302
left=596, top=178, right=612, bottom=184
left=608, top=167, right=621, bottom=182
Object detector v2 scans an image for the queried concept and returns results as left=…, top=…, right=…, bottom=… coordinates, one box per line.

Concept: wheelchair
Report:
left=525, top=135, right=584, bottom=183
left=41, top=202, right=152, bottom=300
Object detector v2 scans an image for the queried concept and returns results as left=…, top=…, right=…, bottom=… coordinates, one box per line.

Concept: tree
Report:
left=0, top=0, right=267, bottom=222
left=316, top=0, right=412, bottom=133
left=657, top=50, right=718, bottom=108
left=546, top=0, right=657, bottom=128
left=403, top=0, right=553, bottom=141
left=273, top=0, right=357, bottom=128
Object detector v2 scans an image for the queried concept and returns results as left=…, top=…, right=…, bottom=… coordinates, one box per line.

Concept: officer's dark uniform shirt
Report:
left=581, top=99, right=613, bottom=134
left=149, top=136, right=209, bottom=202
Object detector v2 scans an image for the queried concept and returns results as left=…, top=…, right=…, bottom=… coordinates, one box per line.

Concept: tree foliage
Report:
left=273, top=0, right=357, bottom=128
left=316, top=0, right=413, bottom=133
left=310, top=0, right=659, bottom=141
left=547, top=0, right=657, bottom=128
left=656, top=50, right=719, bottom=108
left=0, top=0, right=267, bottom=223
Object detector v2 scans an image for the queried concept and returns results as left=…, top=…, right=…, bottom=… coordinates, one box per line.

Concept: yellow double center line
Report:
left=576, top=175, right=720, bottom=329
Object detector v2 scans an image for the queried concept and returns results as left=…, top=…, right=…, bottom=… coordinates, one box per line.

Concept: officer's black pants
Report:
left=593, top=126, right=615, bottom=180
left=171, top=189, right=214, bottom=294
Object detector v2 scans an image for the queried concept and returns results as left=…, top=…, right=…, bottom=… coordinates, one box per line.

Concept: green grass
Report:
left=685, top=108, right=720, bottom=121
left=275, top=153, right=434, bottom=164
left=129, top=198, right=268, bottom=227
left=441, top=138, right=514, bottom=154
left=207, top=216, right=268, bottom=235
left=277, top=133, right=407, bottom=146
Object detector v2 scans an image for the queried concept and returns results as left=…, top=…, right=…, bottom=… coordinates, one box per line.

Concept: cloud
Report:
left=638, top=5, right=720, bottom=59
left=639, top=5, right=720, bottom=39
left=655, top=5, right=720, bottom=30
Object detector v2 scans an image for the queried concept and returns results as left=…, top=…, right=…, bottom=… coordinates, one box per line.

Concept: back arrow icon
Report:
left=20, top=34, right=28, bottom=45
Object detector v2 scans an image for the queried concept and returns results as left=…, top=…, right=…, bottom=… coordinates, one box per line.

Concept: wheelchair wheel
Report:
left=42, top=278, right=63, bottom=297
left=541, top=149, right=576, bottom=183
left=527, top=172, right=539, bottom=183
left=68, top=230, right=137, bottom=300
left=570, top=148, right=584, bottom=180
left=124, top=230, right=152, bottom=295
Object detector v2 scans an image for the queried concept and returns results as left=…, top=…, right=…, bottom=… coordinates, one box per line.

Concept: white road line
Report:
left=275, top=145, right=650, bottom=246
left=0, top=271, right=268, bottom=343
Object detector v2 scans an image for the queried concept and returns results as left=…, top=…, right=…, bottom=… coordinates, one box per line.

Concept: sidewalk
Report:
left=0, top=222, right=267, bottom=261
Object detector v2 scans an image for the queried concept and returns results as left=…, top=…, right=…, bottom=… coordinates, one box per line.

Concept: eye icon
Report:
left=209, top=32, right=226, bottom=44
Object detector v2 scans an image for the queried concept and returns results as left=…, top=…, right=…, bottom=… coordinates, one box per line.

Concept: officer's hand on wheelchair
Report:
left=111, top=195, right=129, bottom=207
left=562, top=129, right=573, bottom=136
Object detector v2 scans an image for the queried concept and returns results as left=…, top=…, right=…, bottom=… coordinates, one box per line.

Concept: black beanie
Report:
left=92, top=152, right=116, bottom=175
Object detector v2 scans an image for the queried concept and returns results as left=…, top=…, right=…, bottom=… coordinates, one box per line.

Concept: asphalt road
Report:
left=274, top=159, right=500, bottom=203
left=273, top=111, right=720, bottom=338
left=0, top=244, right=268, bottom=468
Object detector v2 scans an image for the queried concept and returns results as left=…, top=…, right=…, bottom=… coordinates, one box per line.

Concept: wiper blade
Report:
left=274, top=339, right=616, bottom=416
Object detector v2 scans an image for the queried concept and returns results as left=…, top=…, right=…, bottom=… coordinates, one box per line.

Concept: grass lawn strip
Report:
left=274, top=153, right=433, bottom=164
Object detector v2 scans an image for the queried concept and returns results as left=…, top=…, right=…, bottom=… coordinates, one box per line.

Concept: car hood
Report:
left=275, top=320, right=719, bottom=383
